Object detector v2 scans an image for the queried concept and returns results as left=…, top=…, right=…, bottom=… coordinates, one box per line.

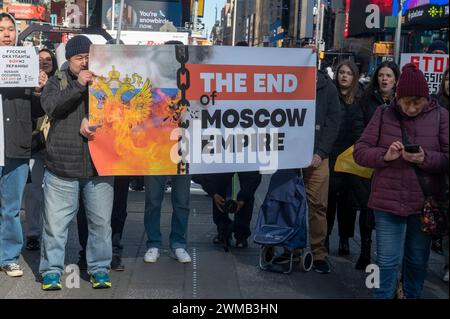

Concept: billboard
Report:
left=101, top=0, right=182, bottom=31
left=403, top=2, right=449, bottom=25
left=346, top=0, right=394, bottom=37
left=6, top=3, right=48, bottom=21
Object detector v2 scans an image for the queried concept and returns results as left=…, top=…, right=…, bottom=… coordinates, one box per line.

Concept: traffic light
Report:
left=319, top=51, right=325, bottom=60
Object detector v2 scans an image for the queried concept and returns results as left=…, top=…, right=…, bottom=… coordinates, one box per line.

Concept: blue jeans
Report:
left=0, top=158, right=29, bottom=266
left=373, top=211, right=431, bottom=299
left=144, top=175, right=191, bottom=250
left=39, top=170, right=114, bottom=277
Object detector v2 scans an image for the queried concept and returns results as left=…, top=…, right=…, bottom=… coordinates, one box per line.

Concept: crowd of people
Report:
left=1, top=11, right=449, bottom=298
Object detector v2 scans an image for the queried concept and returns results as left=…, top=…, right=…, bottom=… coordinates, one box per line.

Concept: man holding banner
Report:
left=0, top=12, right=42, bottom=278
left=39, top=35, right=114, bottom=291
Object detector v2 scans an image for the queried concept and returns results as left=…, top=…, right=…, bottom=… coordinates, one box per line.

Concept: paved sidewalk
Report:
left=0, top=176, right=448, bottom=299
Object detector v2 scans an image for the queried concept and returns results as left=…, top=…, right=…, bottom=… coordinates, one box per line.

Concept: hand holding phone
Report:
left=404, top=144, right=420, bottom=153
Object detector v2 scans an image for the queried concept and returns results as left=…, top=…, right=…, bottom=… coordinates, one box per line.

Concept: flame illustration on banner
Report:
left=89, top=66, right=185, bottom=175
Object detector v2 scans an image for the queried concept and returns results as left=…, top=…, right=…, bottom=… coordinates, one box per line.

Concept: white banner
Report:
left=88, top=45, right=317, bottom=175
left=400, top=53, right=449, bottom=95
left=0, top=46, right=39, bottom=87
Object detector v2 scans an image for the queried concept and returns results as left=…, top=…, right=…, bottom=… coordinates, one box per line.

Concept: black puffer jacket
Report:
left=314, top=71, right=343, bottom=159
left=359, top=89, right=390, bottom=126
left=1, top=88, right=42, bottom=159
left=40, top=69, right=96, bottom=178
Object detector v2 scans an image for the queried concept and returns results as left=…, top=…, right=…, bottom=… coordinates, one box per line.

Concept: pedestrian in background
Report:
left=22, top=48, right=58, bottom=251
left=326, top=60, right=364, bottom=256
left=351, top=61, right=400, bottom=270
left=354, top=63, right=449, bottom=298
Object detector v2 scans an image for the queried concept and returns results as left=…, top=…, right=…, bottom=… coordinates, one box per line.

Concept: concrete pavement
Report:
left=0, top=175, right=448, bottom=299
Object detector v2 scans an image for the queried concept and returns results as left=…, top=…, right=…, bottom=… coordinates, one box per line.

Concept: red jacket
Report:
left=354, top=99, right=449, bottom=216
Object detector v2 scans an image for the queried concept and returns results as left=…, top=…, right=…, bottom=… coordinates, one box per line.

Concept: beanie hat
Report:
left=65, top=35, right=92, bottom=60
left=427, top=40, right=448, bottom=54
left=396, top=63, right=429, bottom=100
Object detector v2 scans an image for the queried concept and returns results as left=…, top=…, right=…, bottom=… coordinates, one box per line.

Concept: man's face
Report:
left=0, top=17, right=16, bottom=46
left=68, top=53, right=89, bottom=76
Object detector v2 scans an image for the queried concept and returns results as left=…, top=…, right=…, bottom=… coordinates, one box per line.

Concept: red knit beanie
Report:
left=396, top=63, right=429, bottom=100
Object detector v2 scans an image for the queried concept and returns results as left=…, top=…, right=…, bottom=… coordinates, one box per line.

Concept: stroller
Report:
left=253, top=170, right=313, bottom=274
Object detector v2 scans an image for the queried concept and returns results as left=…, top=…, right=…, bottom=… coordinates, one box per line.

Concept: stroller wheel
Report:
left=299, top=250, right=313, bottom=272
left=260, top=246, right=275, bottom=266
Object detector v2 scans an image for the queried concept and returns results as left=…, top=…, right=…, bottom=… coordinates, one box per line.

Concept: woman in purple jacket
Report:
left=354, top=63, right=449, bottom=299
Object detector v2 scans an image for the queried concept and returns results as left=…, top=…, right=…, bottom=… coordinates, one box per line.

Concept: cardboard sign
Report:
left=400, top=53, right=449, bottom=95
left=88, top=45, right=316, bottom=175
left=0, top=46, right=39, bottom=87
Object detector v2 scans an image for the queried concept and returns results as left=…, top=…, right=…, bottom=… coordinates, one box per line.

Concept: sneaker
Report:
left=144, top=248, right=160, bottom=263
left=171, top=248, right=192, bottom=263
left=235, top=238, right=248, bottom=249
left=26, top=236, right=40, bottom=251
left=90, top=271, right=112, bottom=289
left=1, top=263, right=23, bottom=277
left=313, top=259, right=331, bottom=274
left=111, top=255, right=125, bottom=271
left=41, top=273, right=62, bottom=291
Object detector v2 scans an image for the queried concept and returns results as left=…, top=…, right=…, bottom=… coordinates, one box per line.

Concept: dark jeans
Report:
left=211, top=174, right=254, bottom=241
left=77, top=176, right=130, bottom=257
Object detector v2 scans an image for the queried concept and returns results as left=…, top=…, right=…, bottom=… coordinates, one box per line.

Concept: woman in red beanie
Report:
left=354, top=63, right=449, bottom=298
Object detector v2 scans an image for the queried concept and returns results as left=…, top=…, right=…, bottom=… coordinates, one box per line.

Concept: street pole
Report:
left=116, top=0, right=124, bottom=44
left=191, top=0, right=199, bottom=45
left=111, top=0, right=115, bottom=31
left=232, top=0, right=237, bottom=46
left=293, top=0, right=299, bottom=46
left=394, top=0, right=404, bottom=64
left=318, top=1, right=325, bottom=69
left=86, top=0, right=89, bottom=27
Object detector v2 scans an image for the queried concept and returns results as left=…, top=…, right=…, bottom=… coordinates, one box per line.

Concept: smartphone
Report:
left=404, top=144, right=420, bottom=153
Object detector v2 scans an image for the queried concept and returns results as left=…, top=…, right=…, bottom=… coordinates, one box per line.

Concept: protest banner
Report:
left=88, top=45, right=316, bottom=175
left=0, top=46, right=39, bottom=87
left=400, top=53, right=449, bottom=95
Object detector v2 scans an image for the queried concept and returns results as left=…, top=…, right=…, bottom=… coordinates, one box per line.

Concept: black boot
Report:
left=355, top=237, right=372, bottom=270
left=338, top=237, right=350, bottom=255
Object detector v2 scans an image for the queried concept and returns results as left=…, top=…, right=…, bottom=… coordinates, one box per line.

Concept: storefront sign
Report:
left=7, top=3, right=48, bottom=21
left=404, top=3, right=449, bottom=24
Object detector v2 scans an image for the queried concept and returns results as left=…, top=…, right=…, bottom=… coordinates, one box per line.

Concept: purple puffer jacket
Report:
left=354, top=99, right=449, bottom=217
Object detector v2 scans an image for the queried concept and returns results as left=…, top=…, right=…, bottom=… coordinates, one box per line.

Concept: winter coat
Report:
left=354, top=99, right=449, bottom=216
left=314, top=71, right=343, bottom=159
left=40, top=69, right=96, bottom=178
left=359, top=90, right=391, bottom=126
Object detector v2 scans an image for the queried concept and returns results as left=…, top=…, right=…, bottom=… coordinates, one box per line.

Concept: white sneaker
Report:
left=171, top=248, right=192, bottom=263
left=144, top=248, right=160, bottom=263
left=1, top=263, right=23, bottom=277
